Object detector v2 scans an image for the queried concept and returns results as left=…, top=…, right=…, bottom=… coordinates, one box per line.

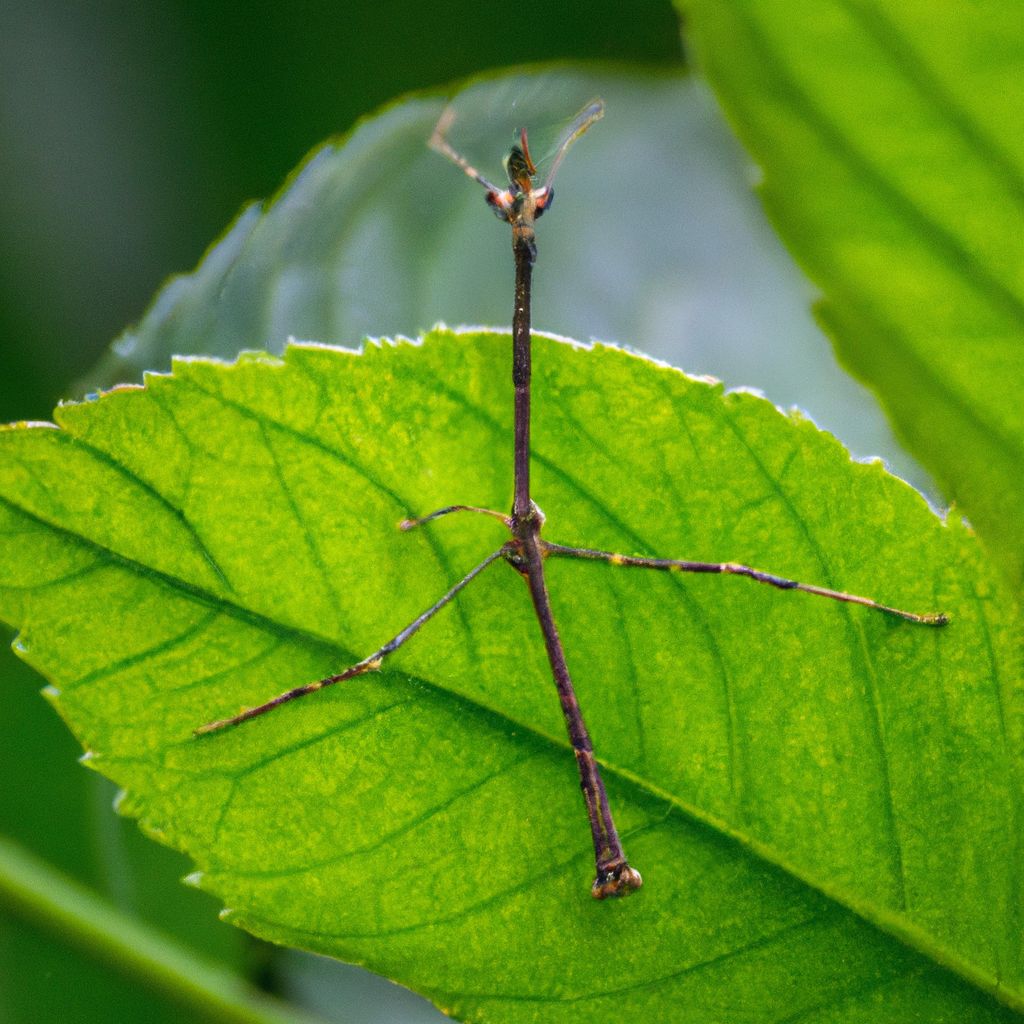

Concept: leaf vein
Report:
left=719, top=409, right=908, bottom=907
left=454, top=912, right=826, bottom=1005
left=176, top=375, right=481, bottom=666
left=417, top=363, right=742, bottom=803
left=221, top=750, right=538, bottom=876
left=65, top=607, right=222, bottom=693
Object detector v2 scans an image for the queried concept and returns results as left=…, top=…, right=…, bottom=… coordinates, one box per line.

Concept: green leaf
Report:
left=674, top=0, right=1024, bottom=587
left=1, top=330, right=1020, bottom=1021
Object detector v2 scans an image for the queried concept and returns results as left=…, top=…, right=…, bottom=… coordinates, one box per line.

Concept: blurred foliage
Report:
left=675, top=0, right=1024, bottom=588
left=87, top=69, right=927, bottom=496
left=0, top=0, right=680, bottom=422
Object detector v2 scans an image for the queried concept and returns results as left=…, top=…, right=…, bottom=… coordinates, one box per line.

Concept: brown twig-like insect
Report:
left=197, top=100, right=947, bottom=899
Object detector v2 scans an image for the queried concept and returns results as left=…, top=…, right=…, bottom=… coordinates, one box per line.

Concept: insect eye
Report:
left=486, top=191, right=511, bottom=221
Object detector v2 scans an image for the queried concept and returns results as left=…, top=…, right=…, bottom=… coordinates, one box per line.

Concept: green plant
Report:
left=2, top=4, right=1022, bottom=1022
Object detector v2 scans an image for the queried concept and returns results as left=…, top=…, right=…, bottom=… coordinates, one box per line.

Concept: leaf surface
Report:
left=676, top=0, right=1024, bottom=586
left=1, top=331, right=1021, bottom=1021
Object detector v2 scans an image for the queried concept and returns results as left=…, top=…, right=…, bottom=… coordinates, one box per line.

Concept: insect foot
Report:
left=592, top=859, right=643, bottom=900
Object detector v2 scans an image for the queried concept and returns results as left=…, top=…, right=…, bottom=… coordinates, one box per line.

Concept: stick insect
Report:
left=197, top=99, right=948, bottom=899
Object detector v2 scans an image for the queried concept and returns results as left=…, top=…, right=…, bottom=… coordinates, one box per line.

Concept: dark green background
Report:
left=0, top=0, right=681, bottom=422
left=0, top=2, right=682, bottom=1021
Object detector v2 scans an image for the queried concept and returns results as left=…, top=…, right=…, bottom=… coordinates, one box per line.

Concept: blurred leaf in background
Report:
left=675, top=0, right=1024, bottom=588
left=93, top=70, right=928, bottom=492
left=0, top=0, right=681, bottom=422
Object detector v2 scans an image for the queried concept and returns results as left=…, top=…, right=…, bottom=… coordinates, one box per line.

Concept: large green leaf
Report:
left=1, top=330, right=1020, bottom=1021
left=675, top=0, right=1024, bottom=587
